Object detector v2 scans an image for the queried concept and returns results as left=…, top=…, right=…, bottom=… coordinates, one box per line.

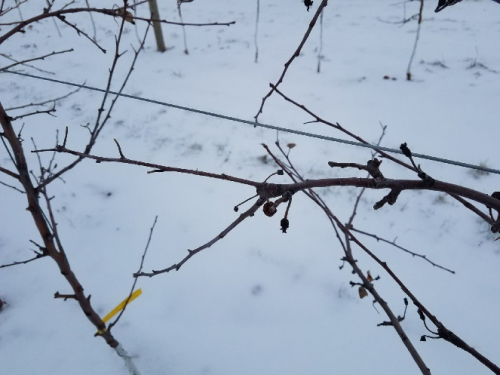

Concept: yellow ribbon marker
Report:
left=97, top=288, right=142, bottom=335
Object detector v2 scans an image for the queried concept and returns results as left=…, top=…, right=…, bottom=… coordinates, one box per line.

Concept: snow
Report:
left=1, top=0, right=499, bottom=374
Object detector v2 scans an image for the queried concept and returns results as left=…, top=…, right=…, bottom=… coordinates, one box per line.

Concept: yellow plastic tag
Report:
left=97, top=288, right=142, bottom=334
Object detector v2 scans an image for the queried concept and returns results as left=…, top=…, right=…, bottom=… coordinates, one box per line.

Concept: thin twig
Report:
left=350, top=227, right=455, bottom=274
left=113, top=138, right=126, bottom=159
left=35, top=145, right=260, bottom=188
left=271, top=87, right=495, bottom=224
left=11, top=102, right=57, bottom=121
left=0, top=103, right=119, bottom=348
left=0, top=165, right=20, bottom=180
left=34, top=144, right=500, bottom=215
left=177, top=2, right=189, bottom=54
left=0, top=252, right=46, bottom=268
left=0, top=7, right=235, bottom=44
left=254, top=0, right=260, bottom=63
left=346, top=123, right=387, bottom=226
left=267, top=142, right=499, bottom=374
left=84, top=0, right=97, bottom=42
left=0, top=49, right=73, bottom=72
left=56, top=15, right=106, bottom=53
left=0, top=52, right=56, bottom=75
left=36, top=20, right=151, bottom=190
left=6, top=86, right=81, bottom=111
left=254, top=0, right=328, bottom=120
left=108, top=216, right=158, bottom=331
left=263, top=143, right=431, bottom=375
left=0, top=0, right=28, bottom=17
left=126, top=15, right=235, bottom=27
left=271, top=85, right=415, bottom=171
left=0, top=179, right=24, bottom=193
left=135, top=198, right=266, bottom=277
left=406, top=0, right=424, bottom=81
left=317, top=8, right=324, bottom=73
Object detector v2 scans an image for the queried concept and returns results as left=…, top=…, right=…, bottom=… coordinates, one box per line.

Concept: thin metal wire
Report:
left=3, top=69, right=500, bottom=175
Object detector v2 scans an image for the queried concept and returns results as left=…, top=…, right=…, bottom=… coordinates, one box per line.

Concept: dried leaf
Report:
left=115, top=8, right=135, bottom=24
left=287, top=143, right=296, bottom=149
left=367, top=271, right=373, bottom=282
left=358, top=286, right=368, bottom=299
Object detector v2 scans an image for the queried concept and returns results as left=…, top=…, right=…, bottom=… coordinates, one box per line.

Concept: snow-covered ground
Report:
left=1, top=1, right=499, bottom=374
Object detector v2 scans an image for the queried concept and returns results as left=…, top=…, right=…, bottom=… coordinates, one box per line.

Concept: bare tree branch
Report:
left=406, top=0, right=424, bottom=81
left=263, top=143, right=431, bottom=375
left=0, top=165, right=20, bottom=180
left=135, top=198, right=266, bottom=277
left=270, top=86, right=496, bottom=225
left=0, top=49, right=73, bottom=72
left=254, top=0, right=328, bottom=120
left=34, top=144, right=500, bottom=222
left=0, top=179, right=24, bottom=193
left=1, top=53, right=56, bottom=74
left=0, top=102, right=119, bottom=348
left=35, top=18, right=150, bottom=190
left=10, top=102, right=57, bottom=121
left=55, top=15, right=106, bottom=53
left=108, top=216, right=158, bottom=330
left=0, top=6, right=235, bottom=45
left=349, top=227, right=455, bottom=274
left=6, top=86, right=81, bottom=111
left=0, top=251, right=47, bottom=268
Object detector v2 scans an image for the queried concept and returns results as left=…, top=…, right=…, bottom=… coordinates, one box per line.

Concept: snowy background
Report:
left=1, top=0, right=500, bottom=374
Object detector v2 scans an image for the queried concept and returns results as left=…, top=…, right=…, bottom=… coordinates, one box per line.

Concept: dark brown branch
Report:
left=36, top=144, right=259, bottom=188
left=286, top=178, right=500, bottom=213
left=254, top=0, right=328, bottom=120
left=263, top=144, right=431, bottom=375
left=373, top=188, right=401, bottom=209
left=0, top=165, right=20, bottom=180
left=55, top=15, right=106, bottom=53
left=131, top=15, right=235, bottom=27
left=11, top=102, right=57, bottom=121
left=264, top=143, right=500, bottom=374
left=279, top=132, right=499, bottom=371
left=346, top=122, right=387, bottom=226
left=0, top=102, right=119, bottom=348
left=349, top=229, right=500, bottom=374
left=54, top=292, right=77, bottom=301
left=0, top=251, right=47, bottom=268
left=271, top=87, right=495, bottom=223
left=271, top=85, right=415, bottom=171
left=449, top=194, right=494, bottom=225
left=113, top=138, right=125, bottom=159
left=329, top=158, right=385, bottom=180
left=35, top=145, right=500, bottom=218
left=134, top=198, right=266, bottom=277
left=0, top=7, right=234, bottom=45
left=35, top=17, right=148, bottom=190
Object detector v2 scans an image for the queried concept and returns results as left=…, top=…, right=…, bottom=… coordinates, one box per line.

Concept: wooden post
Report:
left=148, top=0, right=166, bottom=52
